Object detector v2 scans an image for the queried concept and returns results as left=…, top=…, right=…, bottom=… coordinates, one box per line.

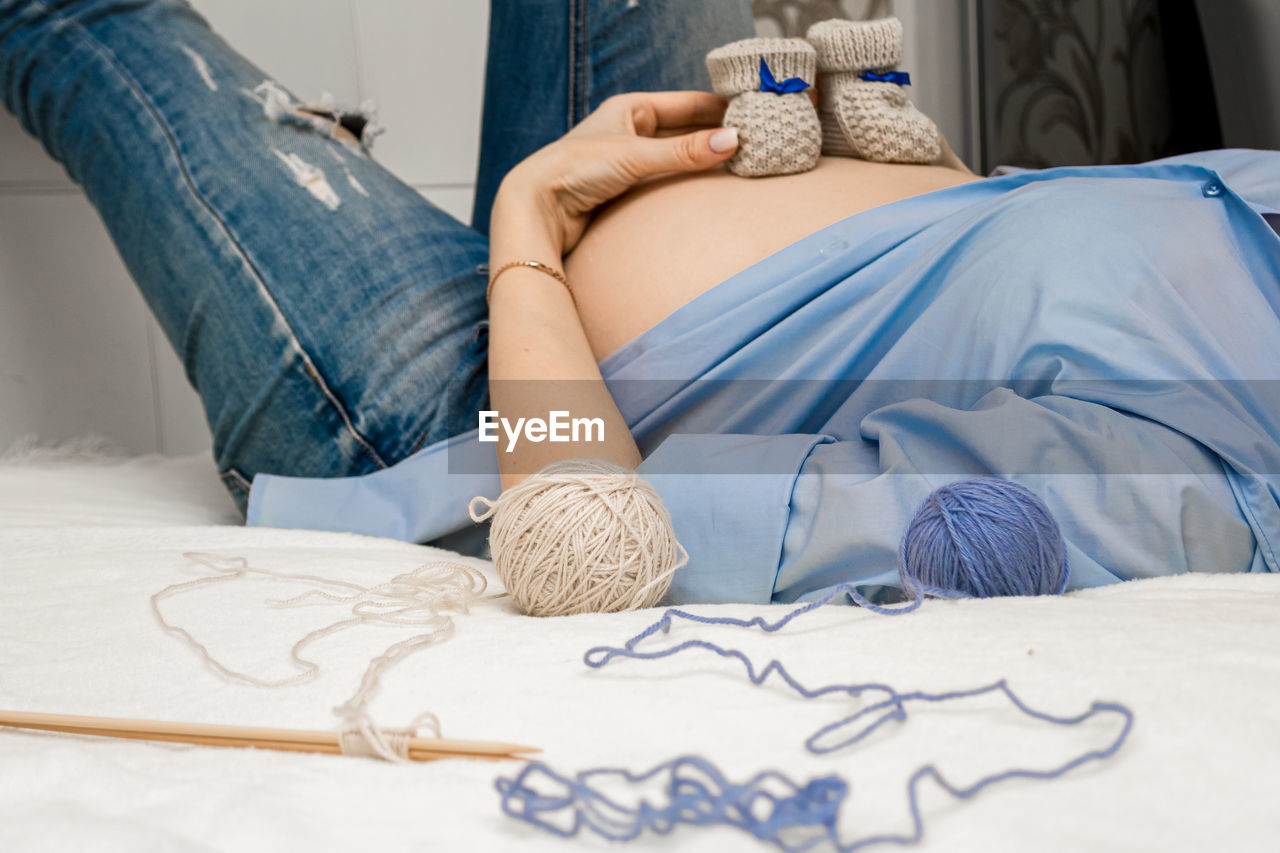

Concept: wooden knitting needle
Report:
left=0, top=710, right=539, bottom=763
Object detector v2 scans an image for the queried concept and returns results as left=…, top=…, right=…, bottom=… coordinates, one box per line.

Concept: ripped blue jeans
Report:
left=0, top=0, right=754, bottom=509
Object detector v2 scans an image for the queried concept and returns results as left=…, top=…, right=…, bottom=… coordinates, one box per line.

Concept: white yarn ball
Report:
left=469, top=459, right=687, bottom=617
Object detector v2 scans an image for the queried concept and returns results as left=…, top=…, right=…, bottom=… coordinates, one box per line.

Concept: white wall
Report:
left=896, top=0, right=981, bottom=170
left=0, top=0, right=490, bottom=455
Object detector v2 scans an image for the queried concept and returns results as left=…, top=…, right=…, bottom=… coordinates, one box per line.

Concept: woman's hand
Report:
left=492, top=90, right=739, bottom=256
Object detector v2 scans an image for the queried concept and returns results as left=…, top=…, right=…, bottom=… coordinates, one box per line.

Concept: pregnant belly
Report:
left=564, top=156, right=981, bottom=362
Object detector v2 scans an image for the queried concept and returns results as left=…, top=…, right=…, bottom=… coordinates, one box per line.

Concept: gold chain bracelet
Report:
left=486, top=260, right=575, bottom=307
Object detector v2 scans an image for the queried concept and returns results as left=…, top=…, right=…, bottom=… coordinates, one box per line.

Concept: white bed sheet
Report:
left=0, top=453, right=1277, bottom=852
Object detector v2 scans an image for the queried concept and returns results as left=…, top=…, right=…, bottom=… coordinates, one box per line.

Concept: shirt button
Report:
left=1203, top=180, right=1224, bottom=198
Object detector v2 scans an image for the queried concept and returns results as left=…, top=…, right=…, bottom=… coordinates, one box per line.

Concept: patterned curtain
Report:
left=980, top=0, right=1215, bottom=170
left=751, top=0, right=1217, bottom=171
left=752, top=0, right=888, bottom=37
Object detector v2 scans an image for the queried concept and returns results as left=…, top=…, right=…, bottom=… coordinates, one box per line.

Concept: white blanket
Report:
left=1, top=453, right=1277, bottom=851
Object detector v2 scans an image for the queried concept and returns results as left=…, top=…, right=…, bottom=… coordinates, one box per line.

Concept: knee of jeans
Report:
left=234, top=80, right=385, bottom=213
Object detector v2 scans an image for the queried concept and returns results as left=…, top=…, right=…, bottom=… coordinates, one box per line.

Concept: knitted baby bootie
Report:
left=806, top=17, right=940, bottom=164
left=705, top=38, right=821, bottom=177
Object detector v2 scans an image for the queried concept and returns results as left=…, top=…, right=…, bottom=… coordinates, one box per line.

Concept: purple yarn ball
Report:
left=899, top=478, right=1069, bottom=598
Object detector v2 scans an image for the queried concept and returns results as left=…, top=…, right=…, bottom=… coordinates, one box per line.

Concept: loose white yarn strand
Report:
left=152, top=553, right=497, bottom=762
left=151, top=459, right=688, bottom=758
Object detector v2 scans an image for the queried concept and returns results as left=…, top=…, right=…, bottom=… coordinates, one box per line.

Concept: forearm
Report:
left=486, top=189, right=641, bottom=489
left=481, top=90, right=732, bottom=489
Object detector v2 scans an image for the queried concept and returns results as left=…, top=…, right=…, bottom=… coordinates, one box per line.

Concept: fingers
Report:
left=649, top=122, right=732, bottom=139
left=624, top=127, right=739, bottom=179
left=607, top=91, right=728, bottom=136
left=644, top=91, right=728, bottom=128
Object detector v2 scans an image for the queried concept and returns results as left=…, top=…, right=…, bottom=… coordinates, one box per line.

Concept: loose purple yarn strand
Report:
left=497, top=575, right=1133, bottom=850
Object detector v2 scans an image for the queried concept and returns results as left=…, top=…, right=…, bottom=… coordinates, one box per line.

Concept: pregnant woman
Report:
left=3, top=0, right=1278, bottom=604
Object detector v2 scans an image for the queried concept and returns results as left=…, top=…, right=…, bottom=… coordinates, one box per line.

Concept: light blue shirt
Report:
left=248, top=151, right=1280, bottom=604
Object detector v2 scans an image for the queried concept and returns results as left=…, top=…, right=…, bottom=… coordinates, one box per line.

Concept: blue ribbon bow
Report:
left=758, top=58, right=810, bottom=95
left=859, top=69, right=912, bottom=86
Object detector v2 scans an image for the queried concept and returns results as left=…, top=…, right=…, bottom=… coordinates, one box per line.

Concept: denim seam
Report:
left=566, top=0, right=576, bottom=129
left=567, top=0, right=587, bottom=127
left=403, top=313, right=489, bottom=458
left=25, top=0, right=389, bottom=472
left=578, top=0, right=589, bottom=121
